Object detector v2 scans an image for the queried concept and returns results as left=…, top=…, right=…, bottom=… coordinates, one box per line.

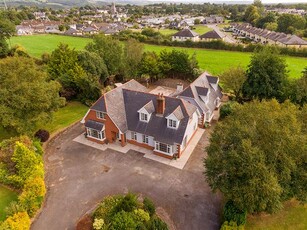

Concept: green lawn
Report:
left=10, top=34, right=92, bottom=58
left=192, top=25, right=213, bottom=35
left=144, top=44, right=306, bottom=79
left=43, top=101, right=88, bottom=134
left=0, top=185, right=18, bottom=221
left=0, top=101, right=88, bottom=141
left=246, top=200, right=307, bottom=230
left=10, top=35, right=306, bottom=79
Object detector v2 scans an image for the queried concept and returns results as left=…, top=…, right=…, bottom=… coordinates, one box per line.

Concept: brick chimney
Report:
left=156, top=93, right=165, bottom=115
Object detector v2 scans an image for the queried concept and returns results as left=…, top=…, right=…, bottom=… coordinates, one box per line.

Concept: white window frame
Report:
left=168, top=119, right=177, bottom=129
left=131, top=132, right=137, bottom=141
left=142, top=135, right=149, bottom=144
left=87, top=128, right=105, bottom=140
left=155, top=141, right=172, bottom=156
left=140, top=113, right=148, bottom=122
left=96, top=111, right=105, bottom=119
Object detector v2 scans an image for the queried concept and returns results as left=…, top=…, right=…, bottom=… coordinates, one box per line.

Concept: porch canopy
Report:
left=85, top=120, right=104, bottom=131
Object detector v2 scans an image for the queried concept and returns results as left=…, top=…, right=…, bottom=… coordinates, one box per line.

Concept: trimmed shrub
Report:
left=34, top=129, right=50, bottom=142
left=0, top=212, right=31, bottom=230
left=143, top=197, right=155, bottom=217
left=223, top=200, right=247, bottom=226
left=146, top=216, right=169, bottom=230
left=114, top=193, right=138, bottom=213
left=220, top=221, right=244, bottom=230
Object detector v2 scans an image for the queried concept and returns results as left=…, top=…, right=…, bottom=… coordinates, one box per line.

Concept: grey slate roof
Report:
left=123, top=89, right=196, bottom=145
left=173, top=29, right=199, bottom=38
left=172, top=106, right=184, bottom=120
left=91, top=80, right=148, bottom=132
left=199, top=30, right=223, bottom=39
left=142, top=100, right=155, bottom=114
left=85, top=120, right=104, bottom=131
left=195, top=86, right=208, bottom=96
left=178, top=72, right=222, bottom=115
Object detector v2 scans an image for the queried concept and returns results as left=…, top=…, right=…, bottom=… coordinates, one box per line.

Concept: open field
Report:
left=0, top=185, right=18, bottom=221
left=246, top=200, right=307, bottom=230
left=10, top=35, right=306, bottom=79
left=0, top=101, right=88, bottom=141
left=10, top=35, right=92, bottom=58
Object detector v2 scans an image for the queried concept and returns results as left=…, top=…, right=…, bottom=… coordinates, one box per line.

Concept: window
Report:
left=168, top=119, right=177, bottom=128
left=142, top=135, right=149, bottom=144
left=131, top=132, right=137, bottom=141
left=140, top=113, right=148, bottom=122
left=87, top=128, right=105, bottom=140
left=96, top=111, right=105, bottom=119
left=155, top=142, right=171, bottom=154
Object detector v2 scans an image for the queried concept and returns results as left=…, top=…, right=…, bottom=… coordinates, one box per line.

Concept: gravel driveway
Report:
left=31, top=123, right=222, bottom=230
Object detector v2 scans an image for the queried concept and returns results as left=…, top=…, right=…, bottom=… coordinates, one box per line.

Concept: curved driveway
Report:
left=31, top=124, right=222, bottom=230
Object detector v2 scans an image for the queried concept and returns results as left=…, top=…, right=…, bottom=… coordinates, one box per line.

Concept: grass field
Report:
left=10, top=35, right=306, bottom=79
left=246, top=200, right=307, bottom=230
left=0, top=101, right=88, bottom=141
left=144, top=44, right=306, bottom=79
left=0, top=185, right=18, bottom=221
left=10, top=35, right=92, bottom=58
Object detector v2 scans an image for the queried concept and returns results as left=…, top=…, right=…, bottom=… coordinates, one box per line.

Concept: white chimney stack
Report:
left=176, top=83, right=183, bottom=92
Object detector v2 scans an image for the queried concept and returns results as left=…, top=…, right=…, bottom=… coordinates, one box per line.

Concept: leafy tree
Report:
left=0, top=38, right=9, bottom=58
left=223, top=201, right=247, bottom=225
left=77, top=51, right=108, bottom=83
left=256, top=12, right=276, bottom=28
left=0, top=57, right=63, bottom=134
left=159, top=49, right=199, bottom=80
left=277, top=14, right=306, bottom=34
left=138, top=51, right=160, bottom=82
left=0, top=18, right=15, bottom=40
left=205, top=100, right=306, bottom=213
left=48, top=43, right=101, bottom=103
left=122, top=39, right=144, bottom=80
left=244, top=5, right=260, bottom=25
left=219, top=66, right=246, bottom=100
left=289, top=67, right=307, bottom=107
left=86, top=35, right=123, bottom=76
left=243, top=47, right=288, bottom=102
left=264, top=22, right=278, bottom=31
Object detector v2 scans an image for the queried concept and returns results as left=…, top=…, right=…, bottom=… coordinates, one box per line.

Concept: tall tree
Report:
left=122, top=39, right=144, bottom=80
left=244, top=5, right=260, bottom=25
left=243, top=47, right=288, bottom=102
left=0, top=17, right=15, bottom=58
left=0, top=57, right=63, bottom=134
left=289, top=67, right=307, bottom=107
left=277, top=14, right=306, bottom=34
left=219, top=66, right=246, bottom=101
left=86, top=35, right=123, bottom=76
left=205, top=100, right=306, bottom=214
left=138, top=51, right=160, bottom=82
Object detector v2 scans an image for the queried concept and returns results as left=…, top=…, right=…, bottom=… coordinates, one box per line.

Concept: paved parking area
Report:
left=31, top=124, right=222, bottom=230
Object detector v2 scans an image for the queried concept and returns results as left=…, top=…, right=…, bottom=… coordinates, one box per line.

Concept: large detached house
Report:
left=81, top=74, right=222, bottom=159
left=172, top=29, right=199, bottom=42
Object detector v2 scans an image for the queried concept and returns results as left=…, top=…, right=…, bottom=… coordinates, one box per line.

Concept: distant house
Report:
left=83, top=26, right=98, bottom=35
left=199, top=30, right=224, bottom=41
left=64, top=28, right=82, bottom=36
left=16, top=25, right=33, bottom=35
left=203, top=15, right=224, bottom=24
left=172, top=29, right=199, bottom=42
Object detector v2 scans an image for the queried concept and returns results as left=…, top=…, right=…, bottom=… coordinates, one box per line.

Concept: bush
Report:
left=223, top=200, right=247, bottom=226
left=0, top=212, right=31, bottom=230
left=143, top=197, right=155, bottom=217
left=146, top=216, right=169, bottom=230
left=220, top=221, right=244, bottom=230
left=34, top=129, right=50, bottom=142
left=114, top=193, right=139, bottom=213
left=219, top=102, right=237, bottom=120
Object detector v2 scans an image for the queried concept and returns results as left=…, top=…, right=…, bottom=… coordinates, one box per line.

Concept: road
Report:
left=31, top=123, right=222, bottom=230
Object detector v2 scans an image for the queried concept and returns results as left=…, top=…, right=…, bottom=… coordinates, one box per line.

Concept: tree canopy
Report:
left=243, top=47, right=288, bottom=102
left=0, top=57, right=63, bottom=134
left=205, top=100, right=307, bottom=214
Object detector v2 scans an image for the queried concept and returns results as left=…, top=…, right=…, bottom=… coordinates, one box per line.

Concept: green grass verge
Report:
left=192, top=25, right=213, bottom=35
left=42, top=101, right=88, bottom=134
left=0, top=185, right=18, bottom=221
left=10, top=34, right=92, bottom=58
left=144, top=44, right=306, bottom=79
left=246, top=200, right=307, bottom=230
left=0, top=101, right=88, bottom=141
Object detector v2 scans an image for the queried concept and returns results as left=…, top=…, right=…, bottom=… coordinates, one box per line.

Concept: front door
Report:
left=111, top=131, right=117, bottom=142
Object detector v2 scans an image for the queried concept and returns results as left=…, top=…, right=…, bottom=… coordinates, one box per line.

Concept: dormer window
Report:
left=140, top=113, right=148, bottom=122
left=168, top=119, right=177, bottom=128
left=96, top=111, right=105, bottom=119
